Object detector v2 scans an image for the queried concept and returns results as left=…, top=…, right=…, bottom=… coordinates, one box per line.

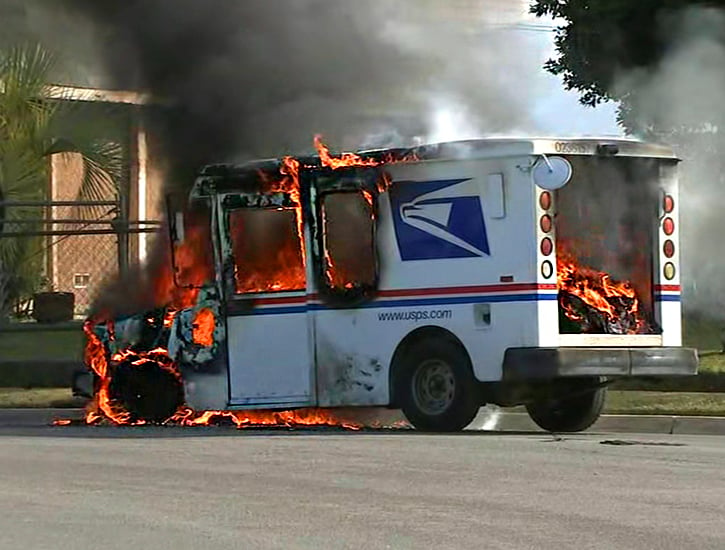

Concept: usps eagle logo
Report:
left=390, top=178, right=490, bottom=261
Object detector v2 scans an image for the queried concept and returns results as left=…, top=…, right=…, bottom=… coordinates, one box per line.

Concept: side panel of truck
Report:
left=313, top=157, right=548, bottom=406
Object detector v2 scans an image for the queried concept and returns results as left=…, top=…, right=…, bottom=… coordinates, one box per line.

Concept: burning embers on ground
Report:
left=73, top=136, right=409, bottom=429
left=557, top=248, right=655, bottom=335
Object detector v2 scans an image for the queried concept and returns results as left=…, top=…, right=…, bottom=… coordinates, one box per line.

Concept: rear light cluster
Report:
left=539, top=191, right=554, bottom=279
left=662, top=194, right=676, bottom=280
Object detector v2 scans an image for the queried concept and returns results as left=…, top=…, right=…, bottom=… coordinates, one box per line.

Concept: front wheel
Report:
left=526, top=378, right=606, bottom=433
left=398, top=339, right=480, bottom=432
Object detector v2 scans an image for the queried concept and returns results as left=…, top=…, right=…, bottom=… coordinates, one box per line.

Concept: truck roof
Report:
left=359, top=137, right=678, bottom=161
left=192, top=137, right=677, bottom=196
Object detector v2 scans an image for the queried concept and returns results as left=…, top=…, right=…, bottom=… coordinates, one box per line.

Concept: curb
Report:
left=1, top=408, right=724, bottom=436
left=474, top=411, right=725, bottom=436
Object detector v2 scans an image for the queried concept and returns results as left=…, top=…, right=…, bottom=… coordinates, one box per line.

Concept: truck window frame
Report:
left=222, top=199, right=306, bottom=297
left=315, top=188, right=379, bottom=305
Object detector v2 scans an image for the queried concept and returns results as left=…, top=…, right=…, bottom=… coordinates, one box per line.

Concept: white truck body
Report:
left=173, top=138, right=696, bottom=425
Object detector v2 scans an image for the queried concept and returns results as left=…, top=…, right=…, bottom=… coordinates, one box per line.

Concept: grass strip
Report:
left=0, top=388, right=83, bottom=408
left=604, top=391, right=725, bottom=416
left=1, top=388, right=724, bottom=418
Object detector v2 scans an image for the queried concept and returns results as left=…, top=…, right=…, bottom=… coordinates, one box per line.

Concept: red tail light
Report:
left=539, top=191, right=551, bottom=210
left=663, top=194, right=674, bottom=214
left=540, top=214, right=552, bottom=233
left=663, top=217, right=675, bottom=236
left=540, top=237, right=553, bottom=256
left=663, top=240, right=675, bottom=258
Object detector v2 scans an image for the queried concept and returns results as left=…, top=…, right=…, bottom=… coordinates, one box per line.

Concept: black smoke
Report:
left=51, top=0, right=539, bottom=185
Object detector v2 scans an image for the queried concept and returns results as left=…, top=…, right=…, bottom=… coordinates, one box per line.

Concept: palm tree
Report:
left=0, top=43, right=123, bottom=319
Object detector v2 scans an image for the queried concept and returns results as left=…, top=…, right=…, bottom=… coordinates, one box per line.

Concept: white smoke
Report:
left=469, top=404, right=503, bottom=431
left=612, top=7, right=725, bottom=318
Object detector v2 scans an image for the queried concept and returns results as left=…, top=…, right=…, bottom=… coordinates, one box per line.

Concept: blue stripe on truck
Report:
left=229, top=292, right=558, bottom=316
left=655, top=295, right=681, bottom=302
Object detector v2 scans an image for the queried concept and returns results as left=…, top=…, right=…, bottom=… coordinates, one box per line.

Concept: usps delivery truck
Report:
left=91, top=138, right=699, bottom=432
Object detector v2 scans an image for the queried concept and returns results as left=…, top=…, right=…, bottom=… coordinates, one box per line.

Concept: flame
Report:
left=229, top=208, right=306, bottom=293
left=78, top=136, right=418, bottom=429
left=361, top=190, right=374, bottom=209
left=167, top=407, right=362, bottom=430
left=557, top=248, right=650, bottom=334
left=153, top=213, right=215, bottom=309
left=314, top=134, right=418, bottom=170
left=82, top=318, right=365, bottom=429
left=192, top=308, right=215, bottom=347
left=315, top=134, right=378, bottom=169
left=83, top=319, right=132, bottom=425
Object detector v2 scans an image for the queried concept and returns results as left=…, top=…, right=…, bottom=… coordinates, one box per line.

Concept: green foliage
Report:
left=531, top=1, right=725, bottom=318
left=530, top=0, right=725, bottom=133
left=0, top=43, right=124, bottom=318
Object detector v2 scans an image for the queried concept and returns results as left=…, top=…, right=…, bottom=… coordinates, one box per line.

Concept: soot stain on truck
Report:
left=316, top=336, right=385, bottom=406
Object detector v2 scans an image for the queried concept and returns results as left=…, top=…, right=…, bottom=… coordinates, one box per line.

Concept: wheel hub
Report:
left=412, top=359, right=456, bottom=415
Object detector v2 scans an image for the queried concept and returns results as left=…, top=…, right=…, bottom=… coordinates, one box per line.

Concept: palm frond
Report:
left=0, top=42, right=128, bottom=315
left=0, top=44, right=58, bottom=141
left=45, top=100, right=125, bottom=209
left=0, top=43, right=57, bottom=98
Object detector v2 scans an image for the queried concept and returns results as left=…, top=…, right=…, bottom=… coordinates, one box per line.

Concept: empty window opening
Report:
left=322, top=192, right=376, bottom=290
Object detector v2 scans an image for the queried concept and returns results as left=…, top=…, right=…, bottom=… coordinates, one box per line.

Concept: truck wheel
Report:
left=525, top=379, right=606, bottom=433
left=110, top=357, right=184, bottom=423
left=398, top=339, right=480, bottom=432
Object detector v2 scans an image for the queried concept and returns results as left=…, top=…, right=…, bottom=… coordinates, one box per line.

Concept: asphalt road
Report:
left=0, top=425, right=723, bottom=550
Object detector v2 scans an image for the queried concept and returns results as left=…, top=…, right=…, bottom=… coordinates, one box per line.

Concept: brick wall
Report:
left=49, top=153, right=119, bottom=317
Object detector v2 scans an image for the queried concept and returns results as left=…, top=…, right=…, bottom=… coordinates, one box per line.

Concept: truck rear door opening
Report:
left=555, top=156, right=664, bottom=337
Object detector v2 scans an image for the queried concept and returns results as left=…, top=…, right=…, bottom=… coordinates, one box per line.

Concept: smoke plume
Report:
left=612, top=7, right=725, bottom=318
left=37, top=0, right=547, bottom=182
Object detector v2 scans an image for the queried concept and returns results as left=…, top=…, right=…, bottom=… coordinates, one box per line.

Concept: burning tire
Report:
left=109, top=355, right=185, bottom=423
left=525, top=378, right=606, bottom=433
left=398, top=339, right=480, bottom=432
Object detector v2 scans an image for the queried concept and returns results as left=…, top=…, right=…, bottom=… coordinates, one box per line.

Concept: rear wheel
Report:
left=525, top=378, right=606, bottom=433
left=398, top=339, right=480, bottom=432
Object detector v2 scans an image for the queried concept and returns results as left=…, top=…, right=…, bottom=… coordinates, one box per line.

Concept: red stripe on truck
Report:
left=654, top=284, right=681, bottom=292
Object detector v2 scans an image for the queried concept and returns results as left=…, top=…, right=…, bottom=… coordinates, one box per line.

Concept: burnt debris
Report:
left=559, top=292, right=657, bottom=335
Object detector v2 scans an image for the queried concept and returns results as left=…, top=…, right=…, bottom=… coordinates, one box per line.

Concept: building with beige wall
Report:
left=48, top=87, right=165, bottom=316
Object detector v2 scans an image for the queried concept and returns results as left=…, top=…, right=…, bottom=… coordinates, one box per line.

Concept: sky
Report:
left=531, top=31, right=621, bottom=136
left=510, top=4, right=622, bottom=136
left=414, top=0, right=623, bottom=140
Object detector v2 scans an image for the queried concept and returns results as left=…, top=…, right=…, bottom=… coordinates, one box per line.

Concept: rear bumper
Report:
left=503, top=347, right=698, bottom=381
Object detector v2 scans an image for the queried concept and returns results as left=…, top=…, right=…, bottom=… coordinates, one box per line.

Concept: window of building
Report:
left=73, top=273, right=91, bottom=289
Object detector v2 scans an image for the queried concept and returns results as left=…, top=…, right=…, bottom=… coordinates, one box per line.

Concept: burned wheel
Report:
left=525, top=378, right=606, bottom=433
left=109, top=358, right=184, bottom=423
left=399, top=339, right=480, bottom=432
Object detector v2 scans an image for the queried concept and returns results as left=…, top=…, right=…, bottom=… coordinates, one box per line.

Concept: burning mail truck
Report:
left=78, top=138, right=698, bottom=432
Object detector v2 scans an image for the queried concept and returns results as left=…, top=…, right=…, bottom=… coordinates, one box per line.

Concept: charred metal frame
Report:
left=307, top=166, right=383, bottom=307
left=179, top=160, right=389, bottom=308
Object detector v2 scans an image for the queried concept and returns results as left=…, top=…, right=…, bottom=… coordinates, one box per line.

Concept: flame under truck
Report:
left=76, top=138, right=698, bottom=432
